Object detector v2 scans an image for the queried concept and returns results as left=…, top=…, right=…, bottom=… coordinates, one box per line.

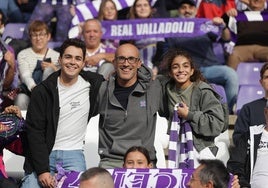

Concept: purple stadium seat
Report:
left=235, top=85, right=264, bottom=114
left=210, top=83, right=227, bottom=103
left=2, top=23, right=26, bottom=40
left=48, top=41, right=62, bottom=50
left=236, top=62, right=263, bottom=86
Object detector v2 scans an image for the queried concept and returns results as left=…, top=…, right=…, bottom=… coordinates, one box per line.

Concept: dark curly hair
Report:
left=161, top=48, right=206, bottom=83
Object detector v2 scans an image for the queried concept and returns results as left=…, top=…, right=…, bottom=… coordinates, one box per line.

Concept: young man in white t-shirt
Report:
left=21, top=38, right=104, bottom=188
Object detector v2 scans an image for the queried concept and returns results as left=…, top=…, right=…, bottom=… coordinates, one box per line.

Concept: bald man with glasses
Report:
left=94, top=43, right=167, bottom=168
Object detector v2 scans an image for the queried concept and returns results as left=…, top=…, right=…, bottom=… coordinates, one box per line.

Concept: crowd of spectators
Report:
left=1, top=0, right=268, bottom=187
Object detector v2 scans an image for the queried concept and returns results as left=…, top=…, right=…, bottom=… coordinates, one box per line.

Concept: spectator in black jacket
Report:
left=227, top=62, right=268, bottom=187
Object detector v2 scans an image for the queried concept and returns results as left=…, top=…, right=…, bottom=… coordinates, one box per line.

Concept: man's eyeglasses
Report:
left=115, top=56, right=140, bottom=64
left=31, top=32, right=47, bottom=39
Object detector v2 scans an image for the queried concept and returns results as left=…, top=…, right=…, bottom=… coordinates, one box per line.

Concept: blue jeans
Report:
left=200, top=65, right=238, bottom=112
left=21, top=150, right=86, bottom=188
left=20, top=172, right=41, bottom=188
left=0, top=0, right=24, bottom=23
left=49, top=150, right=86, bottom=173
left=23, top=3, right=72, bottom=41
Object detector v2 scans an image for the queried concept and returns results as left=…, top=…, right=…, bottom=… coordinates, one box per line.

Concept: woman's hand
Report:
left=177, top=102, right=189, bottom=119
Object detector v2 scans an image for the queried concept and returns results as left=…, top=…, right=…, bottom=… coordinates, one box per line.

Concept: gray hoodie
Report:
left=96, top=64, right=166, bottom=161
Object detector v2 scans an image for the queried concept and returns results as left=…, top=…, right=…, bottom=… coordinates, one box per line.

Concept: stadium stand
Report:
left=2, top=23, right=26, bottom=40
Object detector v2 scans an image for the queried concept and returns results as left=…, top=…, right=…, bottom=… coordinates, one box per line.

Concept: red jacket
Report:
left=197, top=0, right=235, bottom=18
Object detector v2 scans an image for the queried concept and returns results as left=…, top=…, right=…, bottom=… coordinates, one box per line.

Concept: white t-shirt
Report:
left=251, top=128, right=268, bottom=187
left=52, top=75, right=90, bottom=151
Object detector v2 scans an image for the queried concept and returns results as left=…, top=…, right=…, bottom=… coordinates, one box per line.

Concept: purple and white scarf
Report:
left=69, top=0, right=158, bottom=38
left=225, top=11, right=268, bottom=54
left=40, top=0, right=74, bottom=5
left=55, top=165, right=234, bottom=188
left=71, top=0, right=158, bottom=26
left=168, top=104, right=194, bottom=169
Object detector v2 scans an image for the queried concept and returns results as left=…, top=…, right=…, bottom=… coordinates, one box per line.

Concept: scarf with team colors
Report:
left=168, top=104, right=194, bottom=169
left=40, top=0, right=74, bottom=5
left=225, top=11, right=268, bottom=54
left=72, top=0, right=157, bottom=26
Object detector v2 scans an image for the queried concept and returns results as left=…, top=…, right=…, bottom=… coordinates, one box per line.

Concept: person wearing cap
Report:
left=177, top=0, right=197, bottom=17
left=154, top=0, right=238, bottom=114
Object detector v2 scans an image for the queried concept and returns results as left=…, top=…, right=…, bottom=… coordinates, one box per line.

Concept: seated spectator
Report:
left=123, top=146, right=153, bottom=169
left=16, top=0, right=38, bottom=23
left=97, top=0, right=119, bottom=50
left=15, top=20, right=59, bottom=110
left=0, top=105, right=25, bottom=188
left=0, top=46, right=18, bottom=112
left=121, top=0, right=165, bottom=70
left=222, top=0, right=268, bottom=69
left=154, top=0, right=238, bottom=113
left=82, top=19, right=115, bottom=79
left=79, top=167, right=114, bottom=188
left=69, top=0, right=119, bottom=47
left=227, top=63, right=268, bottom=187
left=0, top=0, right=24, bottom=23
left=22, top=0, right=74, bottom=42
left=188, top=159, right=240, bottom=188
left=99, top=0, right=169, bottom=20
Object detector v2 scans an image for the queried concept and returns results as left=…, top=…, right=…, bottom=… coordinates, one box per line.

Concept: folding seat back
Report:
left=236, top=85, right=264, bottom=114
left=48, top=41, right=62, bottom=50
left=237, top=62, right=263, bottom=86
left=210, top=83, right=227, bottom=103
left=2, top=23, right=26, bottom=40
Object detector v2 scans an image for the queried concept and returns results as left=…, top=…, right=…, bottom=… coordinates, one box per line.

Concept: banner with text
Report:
left=57, top=168, right=193, bottom=188
left=101, top=18, right=222, bottom=40
left=57, top=168, right=232, bottom=188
